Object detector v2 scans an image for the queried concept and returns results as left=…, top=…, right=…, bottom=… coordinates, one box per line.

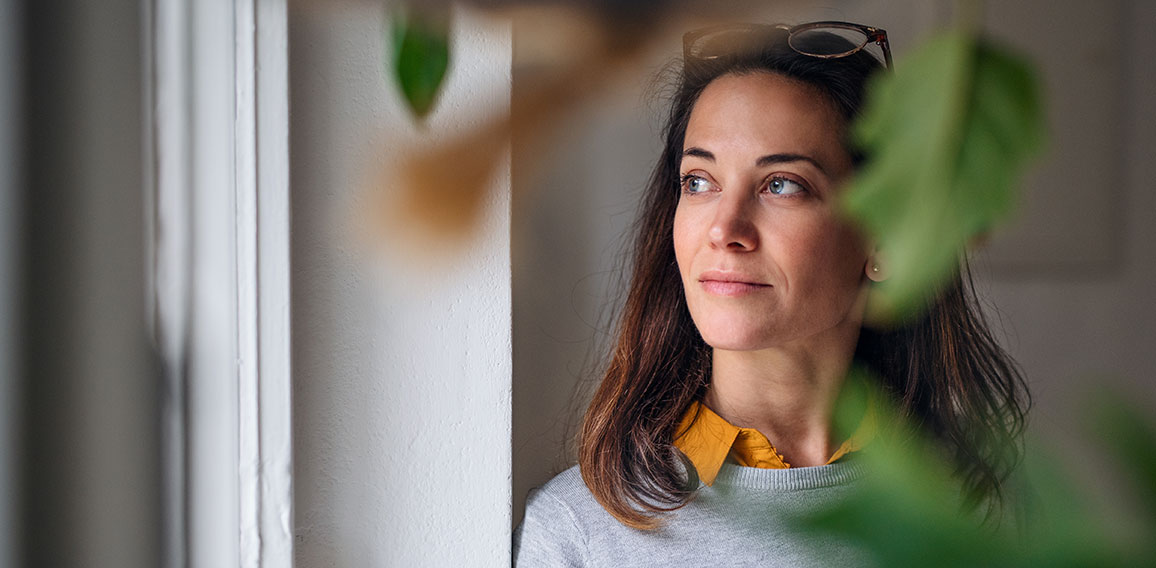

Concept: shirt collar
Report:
left=673, top=397, right=876, bottom=486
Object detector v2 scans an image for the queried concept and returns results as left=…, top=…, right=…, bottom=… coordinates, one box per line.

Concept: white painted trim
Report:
left=151, top=0, right=292, bottom=566
left=187, top=0, right=242, bottom=563
left=235, top=0, right=262, bottom=564
left=254, top=0, right=294, bottom=564
left=237, top=0, right=293, bottom=566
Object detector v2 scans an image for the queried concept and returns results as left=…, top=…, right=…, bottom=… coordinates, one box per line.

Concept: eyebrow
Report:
left=681, top=147, right=828, bottom=175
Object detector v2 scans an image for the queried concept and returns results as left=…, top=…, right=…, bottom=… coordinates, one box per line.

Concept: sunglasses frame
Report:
left=683, top=20, right=893, bottom=70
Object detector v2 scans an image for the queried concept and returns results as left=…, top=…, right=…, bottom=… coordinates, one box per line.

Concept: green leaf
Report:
left=801, top=375, right=1124, bottom=567
left=843, top=33, right=1045, bottom=316
left=390, top=7, right=450, bottom=120
left=802, top=376, right=1018, bottom=566
left=1090, top=391, right=1156, bottom=527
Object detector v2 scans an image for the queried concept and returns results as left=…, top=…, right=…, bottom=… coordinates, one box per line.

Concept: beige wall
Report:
left=982, top=0, right=1156, bottom=521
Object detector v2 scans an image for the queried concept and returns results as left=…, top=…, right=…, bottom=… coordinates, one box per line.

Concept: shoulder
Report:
left=529, top=465, right=601, bottom=512
left=514, top=466, right=601, bottom=567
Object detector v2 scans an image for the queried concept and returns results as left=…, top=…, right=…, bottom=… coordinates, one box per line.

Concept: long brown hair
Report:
left=577, top=27, right=1030, bottom=529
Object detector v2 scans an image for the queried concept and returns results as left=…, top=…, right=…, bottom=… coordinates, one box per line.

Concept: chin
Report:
left=696, top=322, right=777, bottom=352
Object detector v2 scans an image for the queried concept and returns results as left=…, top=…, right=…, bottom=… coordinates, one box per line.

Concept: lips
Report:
left=698, top=270, right=771, bottom=297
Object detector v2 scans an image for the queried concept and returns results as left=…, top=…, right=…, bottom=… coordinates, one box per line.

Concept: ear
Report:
left=865, top=251, right=887, bottom=283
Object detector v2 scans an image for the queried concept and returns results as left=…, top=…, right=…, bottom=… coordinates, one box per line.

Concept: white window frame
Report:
left=150, top=0, right=292, bottom=566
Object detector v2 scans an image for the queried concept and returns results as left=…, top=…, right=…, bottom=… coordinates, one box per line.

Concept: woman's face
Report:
left=674, top=71, right=868, bottom=351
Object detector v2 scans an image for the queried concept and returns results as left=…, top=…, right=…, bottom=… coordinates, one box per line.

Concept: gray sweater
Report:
left=513, top=461, right=875, bottom=567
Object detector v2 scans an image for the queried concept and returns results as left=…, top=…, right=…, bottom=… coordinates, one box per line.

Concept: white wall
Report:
left=512, top=0, right=1156, bottom=526
left=290, top=3, right=512, bottom=566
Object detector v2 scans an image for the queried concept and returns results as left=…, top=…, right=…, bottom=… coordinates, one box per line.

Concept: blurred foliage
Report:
left=1089, top=390, right=1156, bottom=525
left=389, top=6, right=450, bottom=119
left=842, top=32, right=1044, bottom=318
left=804, top=377, right=1156, bottom=567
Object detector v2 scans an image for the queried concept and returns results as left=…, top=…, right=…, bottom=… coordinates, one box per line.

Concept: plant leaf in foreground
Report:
left=801, top=377, right=1123, bottom=567
left=843, top=33, right=1044, bottom=317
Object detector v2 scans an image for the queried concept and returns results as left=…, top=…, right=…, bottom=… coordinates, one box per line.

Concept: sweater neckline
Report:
left=709, top=458, right=870, bottom=491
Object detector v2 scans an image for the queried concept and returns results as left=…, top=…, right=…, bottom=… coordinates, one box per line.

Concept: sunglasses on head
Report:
left=683, top=21, right=892, bottom=70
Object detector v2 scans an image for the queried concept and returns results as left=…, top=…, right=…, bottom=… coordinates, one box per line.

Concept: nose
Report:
left=708, top=192, right=759, bottom=251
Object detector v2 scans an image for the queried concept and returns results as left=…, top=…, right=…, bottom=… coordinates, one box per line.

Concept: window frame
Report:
left=149, top=0, right=292, bottom=565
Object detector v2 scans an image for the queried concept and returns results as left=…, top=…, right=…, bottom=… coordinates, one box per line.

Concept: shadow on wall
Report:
left=510, top=62, right=658, bottom=527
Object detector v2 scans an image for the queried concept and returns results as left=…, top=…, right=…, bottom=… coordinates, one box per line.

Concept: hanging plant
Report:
left=389, top=5, right=451, bottom=120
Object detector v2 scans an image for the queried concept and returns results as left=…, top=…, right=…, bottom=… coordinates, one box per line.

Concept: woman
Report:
left=515, top=22, right=1028, bottom=566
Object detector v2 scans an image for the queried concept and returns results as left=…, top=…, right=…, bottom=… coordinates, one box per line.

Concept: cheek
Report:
left=824, top=229, right=868, bottom=291
left=672, top=204, right=697, bottom=276
left=782, top=217, right=866, bottom=289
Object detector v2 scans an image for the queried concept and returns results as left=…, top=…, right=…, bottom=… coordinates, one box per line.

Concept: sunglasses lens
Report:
left=687, top=26, right=786, bottom=60
left=788, top=26, right=870, bottom=58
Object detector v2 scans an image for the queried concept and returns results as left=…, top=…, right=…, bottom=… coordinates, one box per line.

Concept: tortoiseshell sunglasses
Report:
left=684, top=21, right=893, bottom=69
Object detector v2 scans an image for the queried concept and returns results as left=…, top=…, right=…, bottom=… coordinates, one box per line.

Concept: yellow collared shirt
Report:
left=673, top=400, right=875, bottom=486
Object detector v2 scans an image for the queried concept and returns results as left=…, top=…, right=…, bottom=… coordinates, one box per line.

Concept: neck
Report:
left=703, top=321, right=861, bottom=467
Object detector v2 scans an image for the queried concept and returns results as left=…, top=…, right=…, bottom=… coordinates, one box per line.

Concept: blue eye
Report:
left=680, top=174, right=715, bottom=194
left=766, top=176, right=806, bottom=196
